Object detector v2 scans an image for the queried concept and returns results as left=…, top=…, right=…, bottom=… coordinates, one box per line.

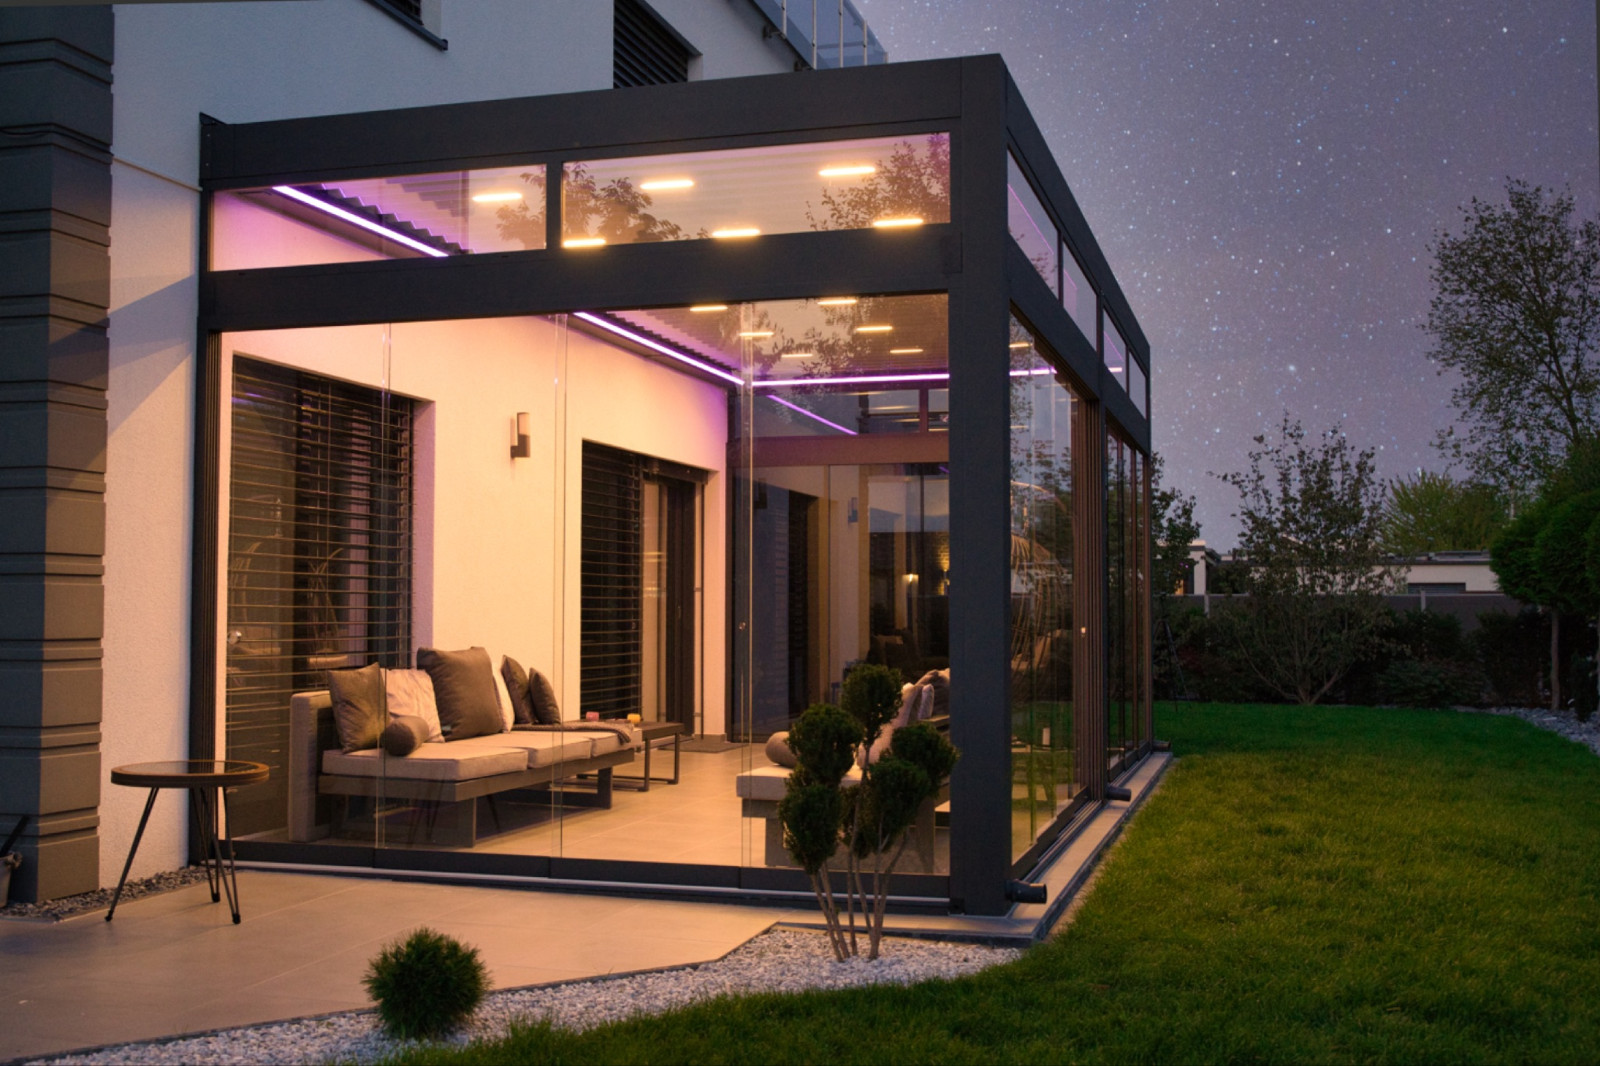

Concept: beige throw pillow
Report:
left=384, top=668, right=442, bottom=741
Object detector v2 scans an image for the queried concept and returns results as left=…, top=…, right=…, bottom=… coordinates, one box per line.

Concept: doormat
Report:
left=680, top=736, right=741, bottom=753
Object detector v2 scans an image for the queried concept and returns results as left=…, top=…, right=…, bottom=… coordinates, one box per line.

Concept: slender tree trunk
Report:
left=1551, top=610, right=1562, bottom=713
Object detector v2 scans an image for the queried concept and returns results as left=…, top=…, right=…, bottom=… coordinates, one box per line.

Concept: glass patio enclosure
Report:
left=196, top=56, right=1152, bottom=916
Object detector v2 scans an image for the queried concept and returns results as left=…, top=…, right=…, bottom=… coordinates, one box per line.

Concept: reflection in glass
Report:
left=1128, top=357, right=1148, bottom=418
left=1009, top=318, right=1078, bottom=860
left=1007, top=152, right=1059, bottom=295
left=563, top=134, right=949, bottom=247
left=1106, top=435, right=1148, bottom=773
left=1063, top=247, right=1095, bottom=343
left=214, top=166, right=547, bottom=270
left=1102, top=311, right=1128, bottom=389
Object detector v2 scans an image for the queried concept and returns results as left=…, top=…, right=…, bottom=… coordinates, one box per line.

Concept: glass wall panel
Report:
left=562, top=134, right=950, bottom=247
left=1102, top=311, right=1128, bottom=391
left=1007, top=152, right=1059, bottom=295
left=730, top=294, right=951, bottom=875
left=1105, top=433, right=1149, bottom=773
left=1128, top=356, right=1148, bottom=418
left=1062, top=247, right=1095, bottom=343
left=214, top=166, right=547, bottom=269
left=1106, top=433, right=1129, bottom=769
left=1009, top=317, right=1079, bottom=861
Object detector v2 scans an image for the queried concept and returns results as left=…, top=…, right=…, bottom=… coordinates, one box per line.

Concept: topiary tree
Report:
left=778, top=665, right=959, bottom=962
left=777, top=702, right=861, bottom=961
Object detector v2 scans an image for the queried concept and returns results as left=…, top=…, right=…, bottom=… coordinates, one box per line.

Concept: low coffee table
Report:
left=106, top=759, right=269, bottom=923
left=614, top=721, right=685, bottom=791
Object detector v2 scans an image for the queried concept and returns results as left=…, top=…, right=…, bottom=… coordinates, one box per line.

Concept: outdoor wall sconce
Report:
left=510, top=412, right=531, bottom=459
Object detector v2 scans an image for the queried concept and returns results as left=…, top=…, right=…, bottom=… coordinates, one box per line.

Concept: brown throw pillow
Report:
left=528, top=667, right=561, bottom=726
left=416, top=647, right=503, bottom=741
left=329, top=662, right=386, bottom=753
left=500, top=656, right=536, bottom=726
left=381, top=715, right=429, bottom=757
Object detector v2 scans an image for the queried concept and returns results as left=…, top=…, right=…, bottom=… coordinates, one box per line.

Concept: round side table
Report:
left=106, top=760, right=269, bottom=923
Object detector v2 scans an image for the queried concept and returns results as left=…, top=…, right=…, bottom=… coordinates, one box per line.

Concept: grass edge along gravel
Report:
left=387, top=703, right=1600, bottom=1065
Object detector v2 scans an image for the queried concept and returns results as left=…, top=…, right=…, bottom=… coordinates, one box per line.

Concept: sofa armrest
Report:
left=289, top=690, right=334, bottom=842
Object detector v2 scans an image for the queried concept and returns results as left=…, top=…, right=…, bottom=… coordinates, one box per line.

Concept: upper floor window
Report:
left=615, top=0, right=698, bottom=87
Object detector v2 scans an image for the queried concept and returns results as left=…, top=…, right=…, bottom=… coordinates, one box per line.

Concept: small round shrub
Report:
left=363, top=926, right=489, bottom=1040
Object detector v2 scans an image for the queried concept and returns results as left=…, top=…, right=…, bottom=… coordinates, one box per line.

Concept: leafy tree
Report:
left=1151, top=453, right=1201, bottom=598
left=1425, top=180, right=1600, bottom=496
left=1212, top=415, right=1399, bottom=704
left=1381, top=470, right=1508, bottom=555
left=1536, top=490, right=1600, bottom=718
left=1490, top=446, right=1600, bottom=712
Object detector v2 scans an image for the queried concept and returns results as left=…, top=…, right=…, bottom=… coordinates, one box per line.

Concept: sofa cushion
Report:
left=500, top=656, right=536, bottom=726
left=385, top=669, right=442, bottom=741
left=737, top=764, right=861, bottom=803
left=487, top=648, right=515, bottom=732
left=322, top=743, right=526, bottom=782
left=491, top=731, right=605, bottom=769
left=528, top=667, right=561, bottom=726
left=328, top=663, right=386, bottom=753
left=381, top=715, right=430, bottom=757
left=417, top=647, right=503, bottom=741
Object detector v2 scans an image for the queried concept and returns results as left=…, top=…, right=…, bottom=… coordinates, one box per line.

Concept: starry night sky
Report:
left=850, top=0, right=1599, bottom=547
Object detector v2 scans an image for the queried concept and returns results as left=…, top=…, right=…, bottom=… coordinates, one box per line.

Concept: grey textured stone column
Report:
left=0, top=7, right=112, bottom=903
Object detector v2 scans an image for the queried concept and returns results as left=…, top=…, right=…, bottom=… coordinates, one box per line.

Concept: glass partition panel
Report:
left=1128, top=356, right=1148, bottom=418
left=1009, top=318, right=1079, bottom=860
left=214, top=166, right=547, bottom=270
left=731, top=295, right=951, bottom=875
left=1106, top=432, right=1142, bottom=773
left=563, top=134, right=949, bottom=248
left=1102, top=311, right=1128, bottom=391
left=1063, top=248, right=1095, bottom=343
left=1007, top=152, right=1059, bottom=296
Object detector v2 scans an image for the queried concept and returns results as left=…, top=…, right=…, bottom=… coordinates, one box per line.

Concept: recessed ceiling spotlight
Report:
left=819, top=165, right=877, bottom=178
left=816, top=297, right=859, bottom=306
left=1009, top=341, right=1031, bottom=349
left=689, top=304, right=729, bottom=313
left=471, top=191, right=523, bottom=203
left=562, top=237, right=607, bottom=248
left=889, top=347, right=924, bottom=355
left=711, top=227, right=761, bottom=239
left=640, top=178, right=695, bottom=191
left=855, top=325, right=893, bottom=334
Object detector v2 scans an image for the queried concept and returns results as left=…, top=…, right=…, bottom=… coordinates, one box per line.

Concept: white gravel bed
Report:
left=1, top=866, right=212, bottom=922
left=30, top=928, right=1021, bottom=1066
left=1464, top=704, right=1600, bottom=756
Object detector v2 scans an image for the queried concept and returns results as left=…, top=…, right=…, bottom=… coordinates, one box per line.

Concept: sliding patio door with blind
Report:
left=224, top=357, right=414, bottom=837
left=580, top=441, right=702, bottom=729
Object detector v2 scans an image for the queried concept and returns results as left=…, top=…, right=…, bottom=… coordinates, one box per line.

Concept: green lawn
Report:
left=391, top=704, right=1600, bottom=1065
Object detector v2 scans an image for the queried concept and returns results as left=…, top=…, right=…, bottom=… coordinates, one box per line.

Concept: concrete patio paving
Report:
left=0, top=752, right=1170, bottom=1063
left=0, top=872, right=808, bottom=1062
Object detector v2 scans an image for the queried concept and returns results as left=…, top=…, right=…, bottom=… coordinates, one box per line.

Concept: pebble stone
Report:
left=29, top=929, right=1022, bottom=1065
left=1462, top=704, right=1600, bottom=757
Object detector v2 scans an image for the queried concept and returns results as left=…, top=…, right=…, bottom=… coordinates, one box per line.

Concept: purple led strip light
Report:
left=573, top=312, right=744, bottom=385
left=272, top=185, right=451, bottom=259
left=577, top=313, right=863, bottom=436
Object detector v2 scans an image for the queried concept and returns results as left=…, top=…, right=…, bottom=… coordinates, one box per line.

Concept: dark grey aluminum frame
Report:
left=194, top=55, right=1152, bottom=916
